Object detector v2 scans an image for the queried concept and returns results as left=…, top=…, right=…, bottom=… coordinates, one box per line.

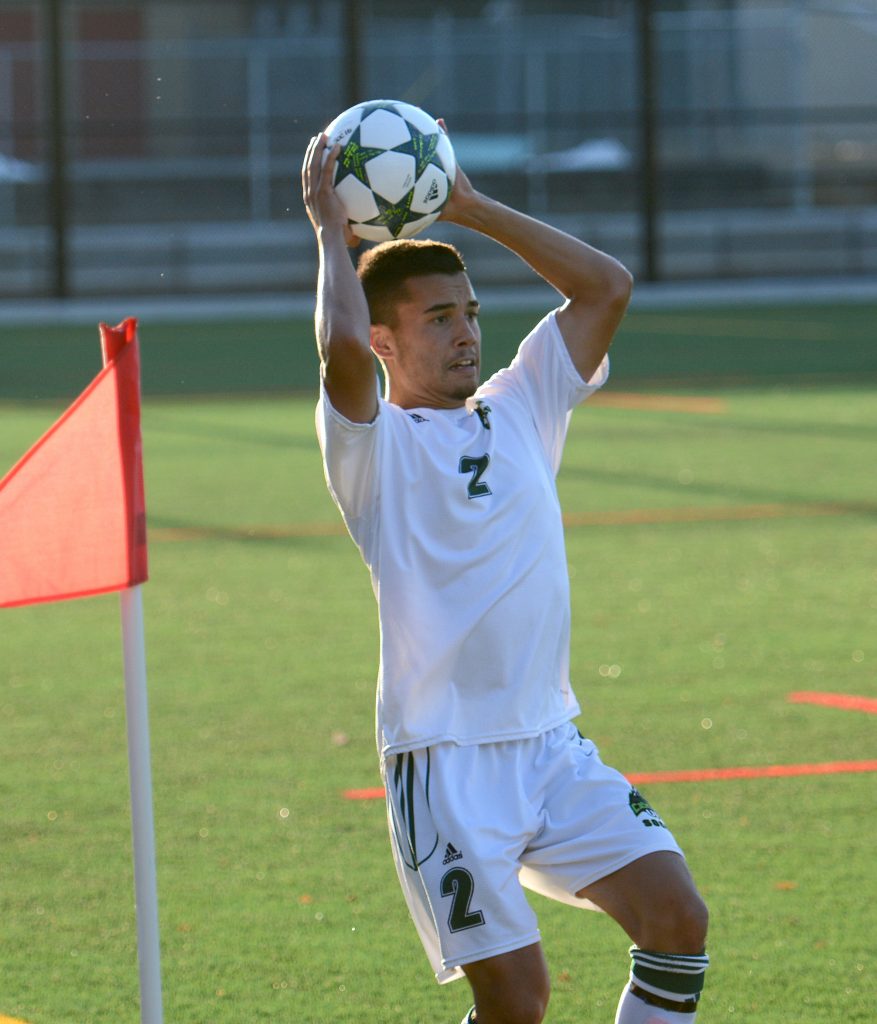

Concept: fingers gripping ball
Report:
left=322, top=99, right=456, bottom=242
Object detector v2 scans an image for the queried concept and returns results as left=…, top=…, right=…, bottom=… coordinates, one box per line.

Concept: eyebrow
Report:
left=422, top=300, right=481, bottom=314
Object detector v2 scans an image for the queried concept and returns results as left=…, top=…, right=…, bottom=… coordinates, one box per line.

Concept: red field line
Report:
left=561, top=501, right=872, bottom=529
left=625, top=761, right=877, bottom=783
left=344, top=759, right=877, bottom=800
left=150, top=500, right=875, bottom=544
left=788, top=691, right=877, bottom=714
left=345, top=787, right=387, bottom=800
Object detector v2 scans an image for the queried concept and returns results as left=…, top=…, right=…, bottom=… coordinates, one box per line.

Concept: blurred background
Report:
left=1, top=0, right=876, bottom=299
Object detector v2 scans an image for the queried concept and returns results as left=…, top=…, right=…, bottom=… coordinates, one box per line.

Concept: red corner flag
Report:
left=0, top=317, right=148, bottom=608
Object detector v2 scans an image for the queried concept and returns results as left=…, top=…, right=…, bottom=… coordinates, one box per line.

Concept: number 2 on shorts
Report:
left=440, top=867, right=486, bottom=932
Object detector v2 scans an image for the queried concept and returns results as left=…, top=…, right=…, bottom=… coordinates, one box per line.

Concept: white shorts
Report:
left=382, top=723, right=683, bottom=984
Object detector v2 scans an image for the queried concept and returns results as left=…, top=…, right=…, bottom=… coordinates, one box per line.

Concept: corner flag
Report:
left=0, top=317, right=147, bottom=607
left=0, top=318, right=163, bottom=1024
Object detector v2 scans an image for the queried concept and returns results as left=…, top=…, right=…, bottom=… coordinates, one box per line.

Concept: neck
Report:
left=387, top=384, right=470, bottom=411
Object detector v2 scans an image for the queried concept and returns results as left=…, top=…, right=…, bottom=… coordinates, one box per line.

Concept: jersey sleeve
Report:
left=315, top=382, right=382, bottom=557
left=481, top=310, right=609, bottom=473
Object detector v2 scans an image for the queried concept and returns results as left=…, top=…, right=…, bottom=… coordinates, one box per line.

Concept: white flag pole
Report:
left=119, top=583, right=164, bottom=1024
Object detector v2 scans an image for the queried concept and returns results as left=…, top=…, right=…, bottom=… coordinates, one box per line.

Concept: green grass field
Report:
left=1, top=302, right=875, bottom=1023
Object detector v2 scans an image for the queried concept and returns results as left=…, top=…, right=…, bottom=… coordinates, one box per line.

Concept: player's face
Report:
left=374, top=272, right=482, bottom=409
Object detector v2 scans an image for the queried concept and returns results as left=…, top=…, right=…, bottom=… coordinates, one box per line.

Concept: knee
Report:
left=518, top=985, right=550, bottom=1024
left=659, top=891, right=710, bottom=953
left=471, top=970, right=550, bottom=1024
left=477, top=985, right=549, bottom=1024
left=465, top=943, right=551, bottom=1024
left=683, top=891, right=710, bottom=951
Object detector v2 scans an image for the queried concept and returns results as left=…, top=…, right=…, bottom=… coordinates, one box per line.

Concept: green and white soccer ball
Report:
left=323, top=99, right=456, bottom=242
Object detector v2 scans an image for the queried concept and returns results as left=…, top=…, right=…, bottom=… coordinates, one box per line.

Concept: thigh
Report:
left=383, top=743, right=542, bottom=984
left=577, top=850, right=708, bottom=952
left=519, top=725, right=684, bottom=909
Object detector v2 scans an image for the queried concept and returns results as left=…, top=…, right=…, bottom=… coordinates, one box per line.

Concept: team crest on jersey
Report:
left=628, top=787, right=668, bottom=829
left=465, top=396, right=491, bottom=429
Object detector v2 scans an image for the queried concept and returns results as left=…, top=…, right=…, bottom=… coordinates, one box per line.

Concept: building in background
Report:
left=1, top=0, right=875, bottom=297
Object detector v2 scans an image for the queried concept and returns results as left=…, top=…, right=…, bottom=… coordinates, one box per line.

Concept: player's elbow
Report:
left=569, top=259, right=632, bottom=319
left=605, top=262, right=634, bottom=313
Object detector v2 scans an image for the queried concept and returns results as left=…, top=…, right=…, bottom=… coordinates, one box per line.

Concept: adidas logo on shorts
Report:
left=442, top=842, right=463, bottom=865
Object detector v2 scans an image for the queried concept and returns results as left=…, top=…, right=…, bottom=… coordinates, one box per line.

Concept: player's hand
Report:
left=301, top=134, right=358, bottom=246
left=435, top=118, right=480, bottom=225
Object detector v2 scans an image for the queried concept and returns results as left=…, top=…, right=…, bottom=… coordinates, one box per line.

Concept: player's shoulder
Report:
left=377, top=400, right=438, bottom=434
left=369, top=399, right=458, bottom=451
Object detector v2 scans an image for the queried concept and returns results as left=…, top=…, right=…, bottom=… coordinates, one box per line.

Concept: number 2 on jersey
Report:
left=440, top=867, right=486, bottom=932
left=459, top=454, right=491, bottom=499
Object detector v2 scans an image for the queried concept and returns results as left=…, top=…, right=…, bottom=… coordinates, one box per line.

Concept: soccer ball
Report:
left=322, top=99, right=456, bottom=242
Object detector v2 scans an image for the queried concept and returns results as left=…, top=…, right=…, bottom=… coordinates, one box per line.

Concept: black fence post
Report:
left=344, top=0, right=364, bottom=111
left=343, top=0, right=366, bottom=263
left=636, top=0, right=660, bottom=282
left=45, top=0, right=69, bottom=298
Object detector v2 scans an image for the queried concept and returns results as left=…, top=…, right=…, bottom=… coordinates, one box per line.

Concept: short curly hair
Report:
left=357, top=239, right=467, bottom=326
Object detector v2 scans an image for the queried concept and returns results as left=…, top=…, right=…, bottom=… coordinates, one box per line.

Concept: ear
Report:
left=370, top=324, right=395, bottom=361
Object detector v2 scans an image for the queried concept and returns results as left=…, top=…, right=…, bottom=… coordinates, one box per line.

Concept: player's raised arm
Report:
left=439, top=135, right=632, bottom=384
left=302, top=134, right=378, bottom=424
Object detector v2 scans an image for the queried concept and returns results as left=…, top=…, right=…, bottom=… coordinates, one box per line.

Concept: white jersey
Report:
left=316, top=310, right=608, bottom=760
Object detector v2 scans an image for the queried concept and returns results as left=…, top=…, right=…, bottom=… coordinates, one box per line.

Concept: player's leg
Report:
left=517, top=726, right=709, bottom=1023
left=577, top=852, right=709, bottom=1022
left=460, top=941, right=550, bottom=1024
left=576, top=849, right=708, bottom=952
left=382, top=741, right=549, bottom=1009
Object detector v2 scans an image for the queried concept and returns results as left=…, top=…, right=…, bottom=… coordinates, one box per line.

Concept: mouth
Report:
left=448, top=357, right=478, bottom=371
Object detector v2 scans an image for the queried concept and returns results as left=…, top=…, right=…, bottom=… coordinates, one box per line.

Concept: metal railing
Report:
left=2, top=0, right=875, bottom=297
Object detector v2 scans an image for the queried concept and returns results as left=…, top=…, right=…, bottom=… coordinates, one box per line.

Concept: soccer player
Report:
left=301, top=129, right=709, bottom=1024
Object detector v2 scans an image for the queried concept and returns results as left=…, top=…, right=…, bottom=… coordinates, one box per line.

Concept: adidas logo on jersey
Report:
left=442, top=842, right=463, bottom=864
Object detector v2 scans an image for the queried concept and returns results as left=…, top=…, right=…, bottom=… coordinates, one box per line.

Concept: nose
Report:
left=456, top=318, right=479, bottom=344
